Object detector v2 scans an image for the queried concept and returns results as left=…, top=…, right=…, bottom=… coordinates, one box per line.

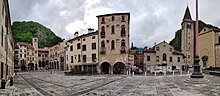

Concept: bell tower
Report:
left=181, top=6, right=194, bottom=66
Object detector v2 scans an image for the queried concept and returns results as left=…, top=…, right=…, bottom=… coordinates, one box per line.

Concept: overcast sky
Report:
left=9, top=0, right=220, bottom=47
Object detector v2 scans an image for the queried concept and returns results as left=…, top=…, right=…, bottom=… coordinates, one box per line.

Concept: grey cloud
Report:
left=9, top=0, right=220, bottom=48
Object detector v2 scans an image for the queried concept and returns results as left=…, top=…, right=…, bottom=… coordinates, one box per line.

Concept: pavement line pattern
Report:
left=20, top=74, right=52, bottom=96
left=25, top=74, right=108, bottom=88
left=71, top=76, right=128, bottom=96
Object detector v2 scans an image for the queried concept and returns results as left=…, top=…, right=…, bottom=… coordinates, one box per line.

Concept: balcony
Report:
left=100, top=47, right=106, bottom=54
left=120, top=46, right=126, bottom=54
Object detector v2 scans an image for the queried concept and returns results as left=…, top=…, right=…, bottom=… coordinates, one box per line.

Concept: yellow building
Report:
left=66, top=29, right=98, bottom=72
left=199, top=27, right=220, bottom=68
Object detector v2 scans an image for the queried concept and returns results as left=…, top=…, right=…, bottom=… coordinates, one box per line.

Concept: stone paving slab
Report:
left=12, top=72, right=220, bottom=96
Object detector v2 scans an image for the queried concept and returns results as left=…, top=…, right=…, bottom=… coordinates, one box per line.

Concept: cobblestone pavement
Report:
left=13, top=71, right=220, bottom=96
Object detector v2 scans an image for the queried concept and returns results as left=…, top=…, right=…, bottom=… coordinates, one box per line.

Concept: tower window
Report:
left=187, top=24, right=191, bottom=29
left=147, top=56, right=150, bottom=61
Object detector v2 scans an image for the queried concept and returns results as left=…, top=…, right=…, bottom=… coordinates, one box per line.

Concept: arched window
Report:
left=121, top=25, right=125, bottom=37
left=121, top=39, right=125, bottom=46
left=111, top=25, right=115, bottom=34
left=111, top=16, right=115, bottom=21
left=163, top=53, right=167, bottom=61
left=101, top=17, right=105, bottom=24
left=111, top=40, right=115, bottom=50
left=101, top=41, right=105, bottom=47
left=101, top=26, right=105, bottom=32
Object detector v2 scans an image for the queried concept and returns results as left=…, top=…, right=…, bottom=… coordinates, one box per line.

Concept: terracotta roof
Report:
left=27, top=44, right=34, bottom=49
left=38, top=48, right=49, bottom=52
left=96, top=13, right=130, bottom=17
left=17, top=42, right=28, bottom=46
left=143, top=48, right=156, bottom=53
left=183, top=6, right=192, bottom=20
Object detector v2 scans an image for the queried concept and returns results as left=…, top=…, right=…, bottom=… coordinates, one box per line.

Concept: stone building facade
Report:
left=143, top=41, right=185, bottom=73
left=181, top=6, right=194, bottom=67
left=198, top=27, right=220, bottom=68
left=0, top=0, right=14, bottom=82
left=97, top=13, right=130, bottom=74
left=66, top=29, right=98, bottom=73
left=38, top=48, right=49, bottom=69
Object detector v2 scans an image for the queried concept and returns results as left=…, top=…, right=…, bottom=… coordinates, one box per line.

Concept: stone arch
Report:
left=113, top=62, right=126, bottom=74
left=28, top=63, right=34, bottom=70
left=100, top=62, right=111, bottom=74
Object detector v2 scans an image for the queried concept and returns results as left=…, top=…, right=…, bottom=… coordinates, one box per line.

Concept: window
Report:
left=83, top=38, right=85, bottom=41
left=121, top=25, right=126, bottom=37
left=163, top=53, right=167, bottom=61
left=121, top=15, right=125, bottom=22
left=101, top=26, right=105, bottom=38
left=112, top=16, right=115, bottom=21
left=156, top=47, right=159, bottom=51
left=71, top=56, right=73, bottom=63
left=45, top=54, right=47, bottom=57
left=32, top=57, right=34, bottom=61
left=67, top=55, right=68, bottom=61
left=219, top=36, right=220, bottom=44
left=78, top=54, right=81, bottom=62
left=38, top=54, right=41, bottom=57
left=20, top=54, right=22, bottom=57
left=83, top=55, right=86, bottom=62
left=169, top=48, right=172, bottom=52
left=92, top=36, right=95, bottom=39
left=121, top=39, right=125, bottom=46
left=111, top=25, right=115, bottom=34
left=82, top=45, right=86, bottom=51
left=178, top=57, right=180, bottom=62
left=101, top=17, right=105, bottom=24
left=92, top=43, right=96, bottom=50
left=147, top=56, right=150, bottom=61
left=170, top=57, right=172, bottom=62
left=70, top=45, right=73, bottom=51
left=77, top=43, right=81, bottom=49
left=78, top=39, right=80, bottom=41
left=92, top=54, right=96, bottom=62
left=187, top=24, right=191, bottom=29
left=156, top=56, right=159, bottom=62
left=111, top=40, right=115, bottom=50
left=101, top=41, right=105, bottom=47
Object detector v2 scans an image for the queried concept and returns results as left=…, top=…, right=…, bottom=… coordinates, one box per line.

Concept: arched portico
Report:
left=113, top=62, right=126, bottom=74
left=100, top=62, right=111, bottom=74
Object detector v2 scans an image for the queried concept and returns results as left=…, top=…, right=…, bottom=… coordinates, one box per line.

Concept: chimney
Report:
left=88, top=28, right=94, bottom=33
left=74, top=31, right=79, bottom=37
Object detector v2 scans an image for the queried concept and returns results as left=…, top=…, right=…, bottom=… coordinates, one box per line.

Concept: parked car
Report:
left=169, top=69, right=180, bottom=73
left=151, top=69, right=163, bottom=74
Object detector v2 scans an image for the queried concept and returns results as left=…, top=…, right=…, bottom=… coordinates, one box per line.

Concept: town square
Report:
left=1, top=0, right=220, bottom=96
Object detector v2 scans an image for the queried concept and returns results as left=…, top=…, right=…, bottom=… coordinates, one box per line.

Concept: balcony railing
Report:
left=100, top=47, right=106, bottom=54
left=120, top=46, right=126, bottom=53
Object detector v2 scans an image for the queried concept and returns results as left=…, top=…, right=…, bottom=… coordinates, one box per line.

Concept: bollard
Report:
left=132, top=71, right=134, bottom=77
left=172, top=71, right=174, bottom=76
left=127, top=71, right=129, bottom=75
left=1, top=79, right=6, bottom=89
left=10, top=76, right=13, bottom=86
left=145, top=71, right=147, bottom=76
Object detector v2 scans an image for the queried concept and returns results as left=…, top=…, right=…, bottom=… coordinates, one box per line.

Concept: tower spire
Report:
left=183, top=6, right=192, bottom=21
